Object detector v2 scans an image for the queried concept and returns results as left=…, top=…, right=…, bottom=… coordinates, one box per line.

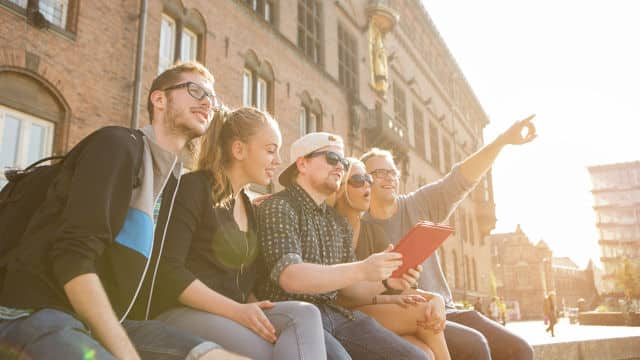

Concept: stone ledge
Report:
left=533, top=336, right=640, bottom=360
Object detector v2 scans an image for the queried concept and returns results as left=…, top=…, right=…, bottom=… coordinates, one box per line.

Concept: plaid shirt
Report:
left=256, top=184, right=356, bottom=309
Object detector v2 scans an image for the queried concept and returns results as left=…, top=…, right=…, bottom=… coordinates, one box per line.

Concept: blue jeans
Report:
left=0, top=308, right=219, bottom=359
left=157, top=301, right=326, bottom=360
left=319, top=305, right=430, bottom=360
left=445, top=309, right=533, bottom=360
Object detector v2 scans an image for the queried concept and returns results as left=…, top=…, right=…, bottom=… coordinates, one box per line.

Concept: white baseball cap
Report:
left=279, top=132, right=344, bottom=186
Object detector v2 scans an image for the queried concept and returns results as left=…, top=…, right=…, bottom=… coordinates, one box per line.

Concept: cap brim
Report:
left=278, top=163, right=297, bottom=187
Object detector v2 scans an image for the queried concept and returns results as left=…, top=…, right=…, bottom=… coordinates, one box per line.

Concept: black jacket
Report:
left=0, top=126, right=181, bottom=321
left=150, top=171, right=260, bottom=318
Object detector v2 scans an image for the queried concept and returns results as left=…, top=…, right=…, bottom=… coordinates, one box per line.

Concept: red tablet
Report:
left=390, top=221, right=454, bottom=278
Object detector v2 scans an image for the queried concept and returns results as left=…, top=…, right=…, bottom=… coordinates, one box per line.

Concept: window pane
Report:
left=257, top=78, right=268, bottom=111
left=158, top=15, right=176, bottom=74
left=265, top=2, right=272, bottom=22
left=7, top=0, right=27, bottom=7
left=0, top=115, right=21, bottom=171
left=299, top=108, right=307, bottom=137
left=242, top=70, right=253, bottom=107
left=39, top=0, right=68, bottom=28
left=308, top=113, right=317, bottom=133
left=27, top=123, right=47, bottom=165
left=181, top=29, right=198, bottom=62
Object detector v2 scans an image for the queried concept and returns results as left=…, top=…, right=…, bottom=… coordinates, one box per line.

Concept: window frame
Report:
left=157, top=8, right=204, bottom=74
left=242, top=67, right=272, bottom=113
left=299, top=105, right=319, bottom=137
left=392, top=82, right=407, bottom=127
left=338, top=22, right=358, bottom=94
left=0, top=105, right=54, bottom=183
left=180, top=27, right=198, bottom=63
left=158, top=14, right=177, bottom=74
left=297, top=0, right=323, bottom=65
left=0, top=0, right=79, bottom=35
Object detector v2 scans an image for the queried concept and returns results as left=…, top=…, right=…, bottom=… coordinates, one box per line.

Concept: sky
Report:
left=423, top=0, right=640, bottom=268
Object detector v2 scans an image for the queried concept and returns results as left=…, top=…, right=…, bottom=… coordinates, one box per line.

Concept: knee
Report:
left=402, top=343, right=431, bottom=360
left=508, top=336, right=534, bottom=360
left=460, top=329, right=490, bottom=357
left=280, top=301, right=322, bottom=322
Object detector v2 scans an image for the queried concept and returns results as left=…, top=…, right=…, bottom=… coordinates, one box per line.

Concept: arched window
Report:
left=242, top=51, right=275, bottom=113
left=299, top=91, right=322, bottom=136
left=158, top=1, right=206, bottom=73
left=2, top=0, right=80, bottom=33
left=0, top=69, right=68, bottom=186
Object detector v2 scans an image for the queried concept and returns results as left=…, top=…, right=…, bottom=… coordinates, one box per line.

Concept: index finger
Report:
left=520, top=114, right=536, bottom=124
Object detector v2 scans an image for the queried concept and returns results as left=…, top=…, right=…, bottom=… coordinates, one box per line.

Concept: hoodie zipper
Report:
left=144, top=162, right=180, bottom=320
left=119, top=155, right=178, bottom=322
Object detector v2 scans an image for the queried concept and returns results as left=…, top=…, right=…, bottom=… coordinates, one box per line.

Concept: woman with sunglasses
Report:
left=151, top=107, right=326, bottom=360
left=331, top=158, right=451, bottom=360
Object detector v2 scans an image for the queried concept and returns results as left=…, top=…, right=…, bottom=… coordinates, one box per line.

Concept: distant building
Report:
left=487, top=225, right=553, bottom=320
left=588, top=161, right=640, bottom=296
left=552, top=257, right=599, bottom=310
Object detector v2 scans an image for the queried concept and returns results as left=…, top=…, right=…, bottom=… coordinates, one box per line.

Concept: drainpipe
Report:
left=131, top=0, right=148, bottom=129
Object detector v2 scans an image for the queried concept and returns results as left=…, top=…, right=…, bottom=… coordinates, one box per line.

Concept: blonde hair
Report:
left=359, top=148, right=396, bottom=168
left=196, top=107, right=278, bottom=205
left=328, top=157, right=365, bottom=209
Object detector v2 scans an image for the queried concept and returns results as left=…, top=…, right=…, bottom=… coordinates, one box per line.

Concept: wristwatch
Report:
left=382, top=279, right=402, bottom=295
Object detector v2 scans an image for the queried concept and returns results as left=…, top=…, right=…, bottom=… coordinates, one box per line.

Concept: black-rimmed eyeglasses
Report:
left=163, top=82, right=221, bottom=109
left=369, top=168, right=400, bottom=180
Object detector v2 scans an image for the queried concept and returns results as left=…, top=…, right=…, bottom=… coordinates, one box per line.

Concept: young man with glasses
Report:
left=256, top=132, right=432, bottom=359
left=0, top=62, right=245, bottom=359
left=360, top=115, right=537, bottom=360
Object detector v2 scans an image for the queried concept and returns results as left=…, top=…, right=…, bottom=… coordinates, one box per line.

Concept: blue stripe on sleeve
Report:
left=114, top=208, right=153, bottom=258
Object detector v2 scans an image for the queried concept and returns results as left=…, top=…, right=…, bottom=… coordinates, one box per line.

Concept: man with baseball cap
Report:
left=255, top=132, right=432, bottom=359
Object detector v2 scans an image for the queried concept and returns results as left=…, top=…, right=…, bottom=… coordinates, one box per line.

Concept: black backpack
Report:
left=0, top=128, right=144, bottom=287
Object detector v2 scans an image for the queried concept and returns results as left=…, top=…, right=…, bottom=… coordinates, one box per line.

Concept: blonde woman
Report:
left=332, top=158, right=451, bottom=360
left=152, top=108, right=327, bottom=360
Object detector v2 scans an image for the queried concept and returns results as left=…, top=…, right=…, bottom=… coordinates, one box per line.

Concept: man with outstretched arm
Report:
left=361, top=115, right=537, bottom=360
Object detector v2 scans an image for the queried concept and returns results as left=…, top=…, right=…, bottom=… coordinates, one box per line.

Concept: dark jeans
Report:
left=445, top=309, right=533, bottom=360
left=319, top=304, right=430, bottom=360
left=0, top=308, right=219, bottom=359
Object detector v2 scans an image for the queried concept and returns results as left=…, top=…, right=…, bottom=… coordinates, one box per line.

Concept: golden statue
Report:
left=366, top=1, right=397, bottom=94
left=369, top=22, right=389, bottom=93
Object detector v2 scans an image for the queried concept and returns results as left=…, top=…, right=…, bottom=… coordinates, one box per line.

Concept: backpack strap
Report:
left=131, top=129, right=145, bottom=188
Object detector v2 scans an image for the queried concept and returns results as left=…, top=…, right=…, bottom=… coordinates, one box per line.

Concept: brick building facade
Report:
left=0, top=0, right=497, bottom=302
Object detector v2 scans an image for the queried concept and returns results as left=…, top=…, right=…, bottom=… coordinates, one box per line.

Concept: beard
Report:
left=311, top=174, right=340, bottom=196
left=164, top=98, right=206, bottom=140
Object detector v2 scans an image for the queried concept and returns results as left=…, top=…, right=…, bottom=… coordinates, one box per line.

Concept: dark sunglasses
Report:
left=347, top=173, right=373, bottom=188
left=163, top=82, right=221, bottom=109
left=305, top=151, right=350, bottom=169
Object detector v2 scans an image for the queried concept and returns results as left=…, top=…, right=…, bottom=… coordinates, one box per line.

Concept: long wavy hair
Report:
left=196, top=107, right=277, bottom=205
